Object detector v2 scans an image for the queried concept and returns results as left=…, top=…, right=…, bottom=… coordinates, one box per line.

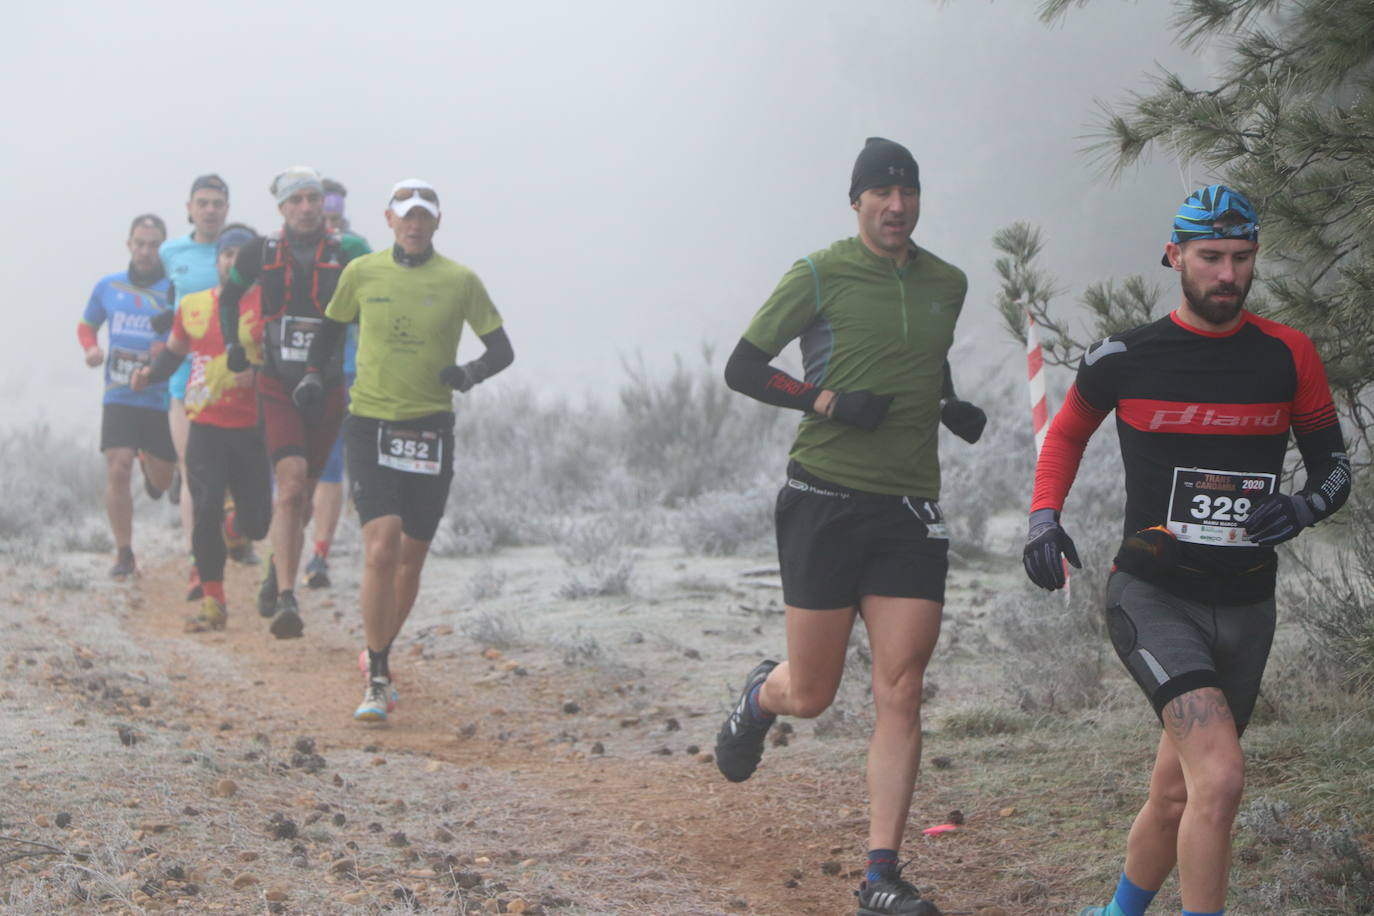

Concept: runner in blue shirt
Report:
left=78, top=214, right=176, bottom=577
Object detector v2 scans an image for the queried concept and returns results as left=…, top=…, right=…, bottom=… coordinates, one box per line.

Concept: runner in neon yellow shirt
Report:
left=299, top=179, right=513, bottom=722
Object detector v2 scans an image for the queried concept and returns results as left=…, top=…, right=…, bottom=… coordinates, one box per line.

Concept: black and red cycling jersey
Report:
left=1032, top=309, right=1348, bottom=604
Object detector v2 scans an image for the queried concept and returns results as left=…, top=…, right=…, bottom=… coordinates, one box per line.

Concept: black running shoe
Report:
left=139, top=453, right=164, bottom=501
left=269, top=590, right=303, bottom=639
left=855, top=866, right=941, bottom=916
left=109, top=547, right=137, bottom=579
left=303, top=553, right=330, bottom=589
left=257, top=552, right=278, bottom=618
left=715, top=659, right=778, bottom=782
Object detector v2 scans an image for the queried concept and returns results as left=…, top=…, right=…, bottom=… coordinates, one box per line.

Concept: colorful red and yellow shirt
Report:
left=172, top=286, right=264, bottom=428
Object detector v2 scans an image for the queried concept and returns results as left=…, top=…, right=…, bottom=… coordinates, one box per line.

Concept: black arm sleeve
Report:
left=723, top=337, right=820, bottom=413
left=1294, top=423, right=1352, bottom=522
left=143, top=346, right=186, bottom=386
left=941, top=360, right=956, bottom=401
left=462, top=326, right=514, bottom=383
left=218, top=239, right=264, bottom=344
left=304, top=316, right=349, bottom=374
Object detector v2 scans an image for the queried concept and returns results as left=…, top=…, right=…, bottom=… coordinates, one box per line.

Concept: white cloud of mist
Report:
left=2, top=0, right=1212, bottom=432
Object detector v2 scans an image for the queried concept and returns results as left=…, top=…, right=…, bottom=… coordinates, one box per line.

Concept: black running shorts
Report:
left=345, top=412, right=454, bottom=542
left=100, top=403, right=176, bottom=462
left=775, top=462, right=949, bottom=610
left=1105, top=570, right=1276, bottom=732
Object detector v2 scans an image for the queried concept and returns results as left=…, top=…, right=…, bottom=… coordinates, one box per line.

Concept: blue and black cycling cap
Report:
left=849, top=137, right=920, bottom=203
left=1161, top=184, right=1259, bottom=266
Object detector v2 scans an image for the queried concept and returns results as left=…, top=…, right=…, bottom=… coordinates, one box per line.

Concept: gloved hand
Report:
left=225, top=343, right=250, bottom=373
left=439, top=364, right=475, bottom=393
left=829, top=390, right=895, bottom=432
left=1243, top=493, right=1315, bottom=546
left=150, top=310, right=175, bottom=335
left=941, top=399, right=986, bottom=443
left=292, top=370, right=324, bottom=414
left=1022, top=507, right=1082, bottom=590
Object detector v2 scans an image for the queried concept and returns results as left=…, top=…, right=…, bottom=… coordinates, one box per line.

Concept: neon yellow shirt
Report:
left=325, top=249, right=503, bottom=421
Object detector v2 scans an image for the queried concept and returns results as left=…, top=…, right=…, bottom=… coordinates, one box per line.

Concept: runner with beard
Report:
left=1023, top=185, right=1351, bottom=916
left=218, top=166, right=368, bottom=638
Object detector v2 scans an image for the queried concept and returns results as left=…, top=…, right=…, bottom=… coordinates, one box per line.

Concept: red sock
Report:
left=314, top=540, right=330, bottom=559
left=203, top=581, right=226, bottom=603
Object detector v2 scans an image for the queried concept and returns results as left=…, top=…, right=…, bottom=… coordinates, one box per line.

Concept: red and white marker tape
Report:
left=1025, top=309, right=1071, bottom=594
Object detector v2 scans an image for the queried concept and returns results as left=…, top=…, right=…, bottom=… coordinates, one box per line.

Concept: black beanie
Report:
left=849, top=137, right=920, bottom=202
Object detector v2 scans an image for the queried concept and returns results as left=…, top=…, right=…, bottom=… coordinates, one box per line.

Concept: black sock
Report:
left=369, top=643, right=391, bottom=681
left=866, top=848, right=898, bottom=882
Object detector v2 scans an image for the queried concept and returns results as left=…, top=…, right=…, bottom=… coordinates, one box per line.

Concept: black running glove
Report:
left=829, top=391, right=894, bottom=432
left=150, top=309, right=175, bottom=335
left=292, top=370, right=324, bottom=413
left=439, top=364, right=476, bottom=393
left=1022, top=508, right=1082, bottom=591
left=226, top=343, right=250, bottom=373
left=941, top=399, right=986, bottom=443
left=1243, top=493, right=1315, bottom=546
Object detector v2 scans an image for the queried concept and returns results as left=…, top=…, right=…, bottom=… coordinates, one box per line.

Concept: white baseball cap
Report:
left=389, top=179, right=440, bottom=218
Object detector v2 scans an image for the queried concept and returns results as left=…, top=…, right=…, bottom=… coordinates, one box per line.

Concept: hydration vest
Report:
left=258, top=231, right=347, bottom=383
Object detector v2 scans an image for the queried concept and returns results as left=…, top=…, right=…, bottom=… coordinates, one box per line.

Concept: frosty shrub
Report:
left=0, top=424, right=107, bottom=545
left=619, top=347, right=786, bottom=506
left=433, top=348, right=787, bottom=556
left=670, top=480, right=776, bottom=557
left=1241, top=797, right=1374, bottom=914
left=461, top=611, right=525, bottom=650
left=1283, top=495, right=1374, bottom=697
left=463, top=564, right=507, bottom=603
left=938, top=376, right=1037, bottom=549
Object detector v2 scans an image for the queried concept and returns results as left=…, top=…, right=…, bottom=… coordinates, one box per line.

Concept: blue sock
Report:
left=1110, top=873, right=1158, bottom=916
left=1181, top=910, right=1223, bottom=916
left=746, top=682, right=774, bottom=724
left=865, top=848, right=898, bottom=883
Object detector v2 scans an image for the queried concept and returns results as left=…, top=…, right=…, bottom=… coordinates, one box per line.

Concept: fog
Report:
left=3, top=0, right=1210, bottom=432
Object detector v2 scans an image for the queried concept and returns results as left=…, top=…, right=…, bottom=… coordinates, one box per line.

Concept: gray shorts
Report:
left=1104, top=570, right=1276, bottom=732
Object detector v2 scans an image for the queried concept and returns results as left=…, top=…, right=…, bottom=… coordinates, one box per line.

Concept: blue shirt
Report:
left=160, top=233, right=219, bottom=399
left=81, top=271, right=173, bottom=409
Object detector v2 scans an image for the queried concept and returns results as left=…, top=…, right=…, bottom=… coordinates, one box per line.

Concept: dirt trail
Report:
left=125, top=557, right=876, bottom=915
left=8, top=544, right=1037, bottom=915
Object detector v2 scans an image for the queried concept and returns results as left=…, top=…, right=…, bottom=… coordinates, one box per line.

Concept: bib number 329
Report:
left=376, top=425, right=442, bottom=476
left=1166, top=467, right=1274, bottom=546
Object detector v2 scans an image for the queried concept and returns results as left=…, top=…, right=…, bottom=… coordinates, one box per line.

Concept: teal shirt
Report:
left=744, top=237, right=967, bottom=496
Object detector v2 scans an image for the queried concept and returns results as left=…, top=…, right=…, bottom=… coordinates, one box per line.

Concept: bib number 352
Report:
left=1166, top=467, right=1275, bottom=546
left=376, top=425, right=442, bottom=476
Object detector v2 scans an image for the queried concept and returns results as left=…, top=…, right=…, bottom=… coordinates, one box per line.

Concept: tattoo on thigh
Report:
left=1163, top=689, right=1233, bottom=739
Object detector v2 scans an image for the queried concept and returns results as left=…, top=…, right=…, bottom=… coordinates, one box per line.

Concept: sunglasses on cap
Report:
left=392, top=187, right=438, bottom=203
left=1211, top=220, right=1259, bottom=239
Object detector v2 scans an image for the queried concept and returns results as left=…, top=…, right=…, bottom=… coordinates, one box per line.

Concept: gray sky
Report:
left=3, top=0, right=1212, bottom=431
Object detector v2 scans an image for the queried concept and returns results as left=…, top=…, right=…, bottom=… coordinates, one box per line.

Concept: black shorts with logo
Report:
left=1105, top=570, right=1276, bottom=733
left=775, top=461, right=950, bottom=609
left=345, top=412, right=454, bottom=542
left=100, top=403, right=176, bottom=462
